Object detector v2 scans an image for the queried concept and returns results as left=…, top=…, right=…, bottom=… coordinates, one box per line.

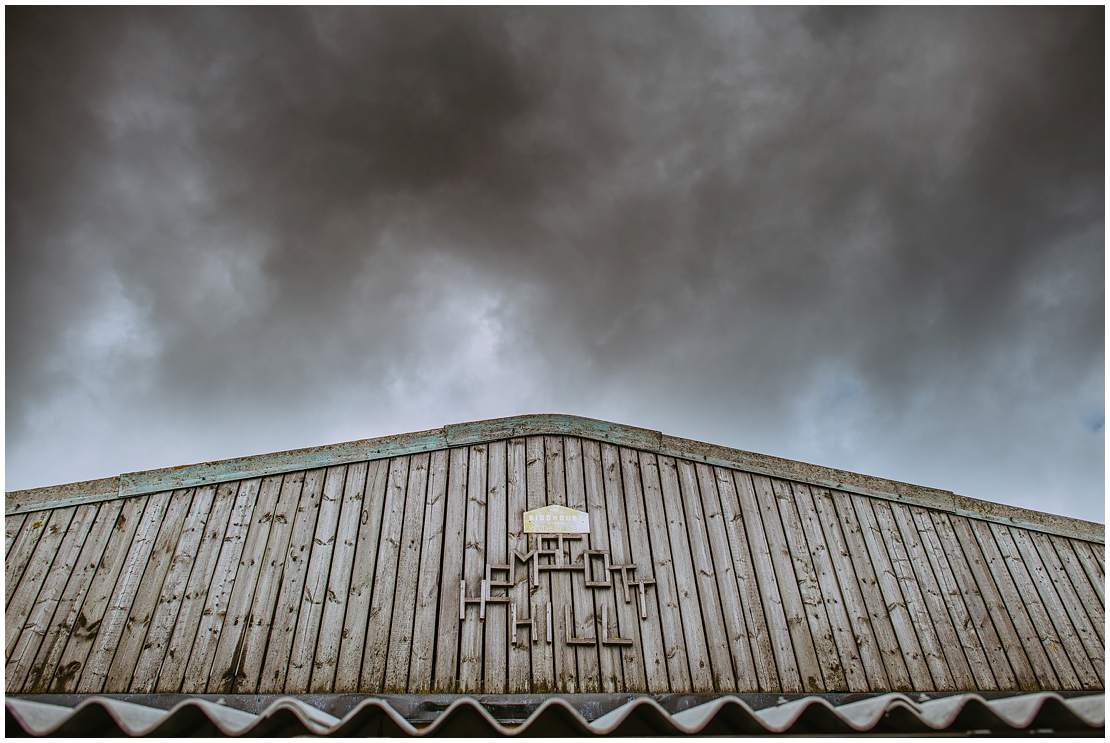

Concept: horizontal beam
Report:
left=6, top=413, right=1103, bottom=544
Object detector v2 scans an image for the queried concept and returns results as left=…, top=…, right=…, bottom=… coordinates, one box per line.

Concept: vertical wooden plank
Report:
left=912, top=508, right=1010, bottom=690
left=788, top=484, right=868, bottom=692
left=232, top=470, right=313, bottom=693
left=772, top=479, right=847, bottom=691
left=334, top=459, right=390, bottom=692
left=564, top=438, right=601, bottom=692
left=312, top=461, right=369, bottom=693
left=526, top=436, right=555, bottom=692
left=129, top=486, right=217, bottom=693
left=543, top=437, right=578, bottom=692
left=484, top=440, right=509, bottom=693
left=361, top=456, right=411, bottom=692
left=979, top=520, right=1080, bottom=689
left=282, top=466, right=349, bottom=693
left=506, top=438, right=533, bottom=693
left=104, top=490, right=195, bottom=692
left=459, top=446, right=488, bottom=692
left=1006, top=526, right=1101, bottom=685
left=179, top=479, right=262, bottom=694
left=880, top=502, right=973, bottom=690
left=48, top=496, right=147, bottom=693
left=6, top=511, right=48, bottom=605
left=580, top=440, right=621, bottom=691
left=692, top=466, right=759, bottom=692
left=845, top=493, right=934, bottom=690
left=156, top=482, right=239, bottom=693
left=433, top=448, right=469, bottom=692
left=1070, top=540, right=1104, bottom=601
left=671, top=460, right=730, bottom=692
left=407, top=451, right=449, bottom=692
left=6, top=507, right=77, bottom=659
left=1052, top=536, right=1105, bottom=624
left=600, top=443, right=645, bottom=692
left=77, top=489, right=175, bottom=693
left=931, top=513, right=1029, bottom=690
left=711, top=469, right=777, bottom=692
left=199, top=475, right=284, bottom=694
left=830, top=486, right=914, bottom=688
left=619, top=447, right=669, bottom=692
left=24, top=500, right=121, bottom=693
left=957, top=516, right=1059, bottom=689
left=7, top=504, right=97, bottom=692
left=1040, top=535, right=1104, bottom=644
left=6, top=514, right=27, bottom=557
left=383, top=453, right=430, bottom=692
left=748, top=474, right=823, bottom=692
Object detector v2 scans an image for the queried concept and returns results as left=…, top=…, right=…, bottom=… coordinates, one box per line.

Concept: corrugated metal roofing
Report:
left=5, top=415, right=1104, bottom=716
left=6, top=692, right=1105, bottom=735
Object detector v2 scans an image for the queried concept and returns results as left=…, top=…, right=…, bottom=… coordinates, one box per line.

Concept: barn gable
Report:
left=5, top=414, right=1104, bottom=733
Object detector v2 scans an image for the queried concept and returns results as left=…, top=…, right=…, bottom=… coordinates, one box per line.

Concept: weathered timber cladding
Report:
left=6, top=436, right=1104, bottom=695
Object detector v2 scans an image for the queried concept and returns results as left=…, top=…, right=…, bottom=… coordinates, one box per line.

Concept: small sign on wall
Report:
left=523, top=504, right=590, bottom=533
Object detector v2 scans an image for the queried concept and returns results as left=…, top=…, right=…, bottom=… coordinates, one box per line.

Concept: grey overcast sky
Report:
left=6, top=7, right=1104, bottom=522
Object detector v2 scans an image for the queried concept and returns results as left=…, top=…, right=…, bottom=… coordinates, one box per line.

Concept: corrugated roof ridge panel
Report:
left=6, top=692, right=1105, bottom=736
left=5, top=413, right=1103, bottom=543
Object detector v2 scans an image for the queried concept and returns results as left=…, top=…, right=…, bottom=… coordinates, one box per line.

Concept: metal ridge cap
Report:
left=5, top=413, right=1103, bottom=544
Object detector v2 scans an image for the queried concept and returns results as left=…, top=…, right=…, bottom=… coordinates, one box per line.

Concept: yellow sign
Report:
left=523, top=505, right=590, bottom=533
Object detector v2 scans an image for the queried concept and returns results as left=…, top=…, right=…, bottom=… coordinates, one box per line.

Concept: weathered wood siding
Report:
left=5, top=438, right=1104, bottom=694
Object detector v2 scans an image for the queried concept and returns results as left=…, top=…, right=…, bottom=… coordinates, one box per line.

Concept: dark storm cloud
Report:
left=7, top=7, right=1103, bottom=521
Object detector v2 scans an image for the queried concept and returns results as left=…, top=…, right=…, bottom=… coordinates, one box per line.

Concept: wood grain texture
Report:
left=526, top=437, right=555, bottom=692
left=619, top=446, right=669, bottom=692
left=129, top=486, right=217, bottom=693
left=600, top=442, right=645, bottom=691
left=156, top=482, right=239, bottom=693
left=334, top=459, right=390, bottom=692
left=6, top=514, right=27, bottom=557
left=49, top=496, right=148, bottom=693
left=827, top=489, right=913, bottom=691
left=6, top=507, right=77, bottom=660
left=1051, top=536, right=1104, bottom=629
left=1007, top=526, right=1101, bottom=686
left=408, top=451, right=449, bottom=692
left=848, top=494, right=934, bottom=690
left=284, top=466, right=349, bottom=693
left=23, top=500, right=121, bottom=694
left=484, top=440, right=510, bottom=693
left=638, top=452, right=694, bottom=692
left=6, top=510, right=48, bottom=606
left=882, top=501, right=974, bottom=691
left=384, top=453, right=430, bottom=692
left=202, top=475, right=285, bottom=694
left=433, top=447, right=469, bottom=692
left=912, top=508, right=1007, bottom=690
left=311, top=461, right=369, bottom=693
left=577, top=439, right=618, bottom=691
left=750, top=474, right=823, bottom=692
left=670, top=459, right=730, bottom=692
left=506, top=438, right=533, bottom=693
left=459, top=445, right=488, bottom=693
left=790, top=484, right=869, bottom=692
left=1069, top=540, right=1104, bottom=604
left=980, top=521, right=1079, bottom=689
left=7, top=504, right=96, bottom=692
left=362, top=457, right=410, bottom=692
left=235, top=470, right=313, bottom=693
left=562, top=438, right=600, bottom=692
left=772, top=479, right=846, bottom=691
left=79, top=489, right=174, bottom=693
left=179, top=479, right=261, bottom=694
left=711, top=468, right=777, bottom=692
left=545, top=437, right=578, bottom=692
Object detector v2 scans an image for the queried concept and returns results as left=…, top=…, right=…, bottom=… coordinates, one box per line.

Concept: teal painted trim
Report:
left=5, top=414, right=1103, bottom=544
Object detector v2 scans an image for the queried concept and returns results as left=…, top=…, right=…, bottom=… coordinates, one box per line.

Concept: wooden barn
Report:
left=5, top=414, right=1105, bottom=735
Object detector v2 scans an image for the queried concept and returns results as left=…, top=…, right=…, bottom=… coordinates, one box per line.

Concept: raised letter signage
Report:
left=523, top=504, right=590, bottom=533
